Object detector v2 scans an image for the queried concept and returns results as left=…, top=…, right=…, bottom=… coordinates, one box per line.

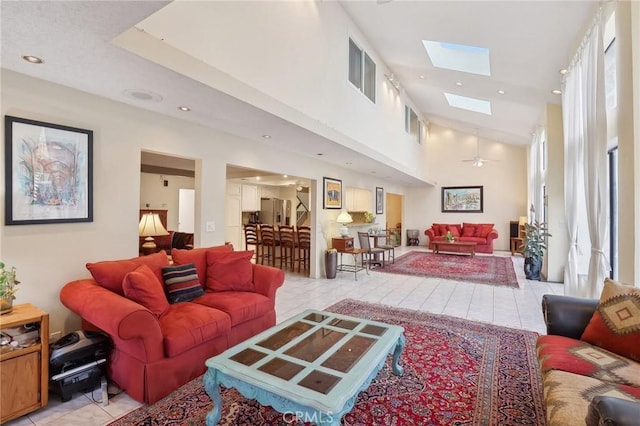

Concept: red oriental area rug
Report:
left=377, top=251, right=520, bottom=288
left=109, top=299, right=545, bottom=426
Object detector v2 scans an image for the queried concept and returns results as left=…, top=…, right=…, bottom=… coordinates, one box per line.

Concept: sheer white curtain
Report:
left=562, top=68, right=583, bottom=294
left=562, top=9, right=610, bottom=297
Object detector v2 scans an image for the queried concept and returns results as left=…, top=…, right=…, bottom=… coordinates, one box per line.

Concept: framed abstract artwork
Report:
left=5, top=115, right=93, bottom=225
left=376, top=187, right=384, bottom=214
left=323, top=177, right=342, bottom=209
left=441, top=185, right=483, bottom=213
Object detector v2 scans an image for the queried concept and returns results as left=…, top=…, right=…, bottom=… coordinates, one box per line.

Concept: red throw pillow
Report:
left=172, top=244, right=234, bottom=284
left=438, top=224, right=449, bottom=236
left=447, top=225, right=460, bottom=237
left=205, top=250, right=254, bottom=292
left=475, top=224, right=494, bottom=238
left=462, top=225, right=476, bottom=237
left=581, top=278, right=640, bottom=361
left=122, top=264, right=169, bottom=317
left=87, top=251, right=169, bottom=295
left=431, top=224, right=442, bottom=236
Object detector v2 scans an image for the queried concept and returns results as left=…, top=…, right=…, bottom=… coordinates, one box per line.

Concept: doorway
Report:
left=386, top=192, right=403, bottom=246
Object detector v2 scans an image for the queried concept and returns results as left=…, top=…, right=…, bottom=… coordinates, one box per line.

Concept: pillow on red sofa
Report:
left=462, top=224, right=476, bottom=237
left=205, top=250, right=254, bottom=292
left=122, top=264, right=169, bottom=317
left=581, top=278, right=640, bottom=361
left=431, top=224, right=443, bottom=236
left=161, top=263, right=204, bottom=304
left=447, top=225, right=461, bottom=237
left=475, top=224, right=494, bottom=238
left=87, top=251, right=170, bottom=295
left=172, top=244, right=234, bottom=284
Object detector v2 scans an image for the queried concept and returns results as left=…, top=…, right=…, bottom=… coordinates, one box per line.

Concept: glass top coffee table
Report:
left=204, top=309, right=405, bottom=426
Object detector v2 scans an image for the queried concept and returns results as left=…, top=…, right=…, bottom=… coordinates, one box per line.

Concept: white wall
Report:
left=404, top=124, right=528, bottom=251
left=140, top=172, right=195, bottom=231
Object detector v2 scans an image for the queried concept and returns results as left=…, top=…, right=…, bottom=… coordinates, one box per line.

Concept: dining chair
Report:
left=357, top=232, right=385, bottom=269
left=294, top=225, right=311, bottom=274
left=243, top=224, right=259, bottom=261
left=277, top=225, right=296, bottom=271
left=257, top=224, right=277, bottom=266
left=377, top=229, right=396, bottom=264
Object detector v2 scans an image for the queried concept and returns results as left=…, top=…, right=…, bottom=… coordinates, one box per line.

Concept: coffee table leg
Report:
left=392, top=334, right=405, bottom=376
left=204, top=369, right=222, bottom=425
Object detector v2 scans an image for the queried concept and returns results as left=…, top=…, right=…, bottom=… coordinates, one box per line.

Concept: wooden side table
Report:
left=0, top=303, right=49, bottom=423
left=510, top=237, right=524, bottom=256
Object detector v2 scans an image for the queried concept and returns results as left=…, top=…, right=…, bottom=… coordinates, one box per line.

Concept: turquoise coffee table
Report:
left=204, top=309, right=405, bottom=425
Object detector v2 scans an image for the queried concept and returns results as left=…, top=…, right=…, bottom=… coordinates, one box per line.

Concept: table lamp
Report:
left=336, top=210, right=353, bottom=237
left=139, top=212, right=169, bottom=254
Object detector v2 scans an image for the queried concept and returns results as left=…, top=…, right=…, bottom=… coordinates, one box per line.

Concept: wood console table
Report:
left=332, top=237, right=368, bottom=280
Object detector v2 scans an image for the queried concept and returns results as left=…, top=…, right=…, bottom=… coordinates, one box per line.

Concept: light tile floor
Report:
left=7, top=247, right=563, bottom=425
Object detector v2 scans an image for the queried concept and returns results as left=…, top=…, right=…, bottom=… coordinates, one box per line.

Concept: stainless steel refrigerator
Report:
left=260, top=198, right=291, bottom=226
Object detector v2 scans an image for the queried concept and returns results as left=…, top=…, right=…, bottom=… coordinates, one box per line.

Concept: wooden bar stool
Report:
left=277, top=225, right=296, bottom=271
left=257, top=224, right=277, bottom=266
left=295, top=226, right=311, bottom=274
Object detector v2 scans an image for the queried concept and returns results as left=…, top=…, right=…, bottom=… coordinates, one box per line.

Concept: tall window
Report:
left=405, top=106, right=421, bottom=143
left=348, top=38, right=376, bottom=103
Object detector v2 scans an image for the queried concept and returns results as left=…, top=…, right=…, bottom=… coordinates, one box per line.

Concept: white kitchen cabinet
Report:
left=241, top=184, right=259, bottom=212
left=346, top=187, right=372, bottom=212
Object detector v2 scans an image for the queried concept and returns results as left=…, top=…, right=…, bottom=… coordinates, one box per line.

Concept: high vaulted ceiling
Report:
left=1, top=1, right=596, bottom=185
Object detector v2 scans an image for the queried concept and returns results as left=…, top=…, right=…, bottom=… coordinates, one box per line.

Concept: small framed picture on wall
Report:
left=376, top=187, right=384, bottom=214
left=323, top=177, right=342, bottom=209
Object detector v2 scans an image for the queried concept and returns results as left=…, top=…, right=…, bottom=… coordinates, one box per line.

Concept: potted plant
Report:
left=0, top=261, right=19, bottom=314
left=521, top=221, right=551, bottom=281
left=364, top=212, right=375, bottom=223
left=445, top=230, right=455, bottom=242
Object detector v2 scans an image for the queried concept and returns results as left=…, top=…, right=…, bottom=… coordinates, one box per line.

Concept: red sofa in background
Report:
left=60, top=245, right=284, bottom=404
left=424, top=222, right=499, bottom=254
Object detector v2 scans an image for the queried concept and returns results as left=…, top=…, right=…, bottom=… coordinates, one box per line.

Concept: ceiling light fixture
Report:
left=177, top=106, right=190, bottom=111
left=551, top=89, right=562, bottom=95
left=455, top=82, right=463, bottom=87
left=384, top=73, right=401, bottom=92
left=255, top=176, right=261, bottom=181
left=497, top=90, right=505, bottom=95
left=262, top=134, right=271, bottom=139
left=419, top=75, right=425, bottom=79
left=559, top=69, right=568, bottom=75
left=22, top=55, right=44, bottom=64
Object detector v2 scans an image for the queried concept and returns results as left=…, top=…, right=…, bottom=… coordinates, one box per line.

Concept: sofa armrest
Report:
left=586, top=396, right=640, bottom=426
left=252, top=264, right=285, bottom=300
left=60, top=279, right=164, bottom=363
left=424, top=228, right=436, bottom=241
left=486, top=230, right=499, bottom=242
left=542, top=294, right=599, bottom=338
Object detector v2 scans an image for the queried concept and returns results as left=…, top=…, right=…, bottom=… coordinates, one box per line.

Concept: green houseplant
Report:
left=0, top=261, right=19, bottom=314
left=521, top=221, right=551, bottom=281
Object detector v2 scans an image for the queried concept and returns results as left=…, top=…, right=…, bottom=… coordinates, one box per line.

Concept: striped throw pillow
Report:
left=162, top=263, right=204, bottom=303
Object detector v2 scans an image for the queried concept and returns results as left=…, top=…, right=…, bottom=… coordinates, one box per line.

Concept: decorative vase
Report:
left=524, top=257, right=542, bottom=281
left=325, top=251, right=337, bottom=279
left=0, top=295, right=12, bottom=315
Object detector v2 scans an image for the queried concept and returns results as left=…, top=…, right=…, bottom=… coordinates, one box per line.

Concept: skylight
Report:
left=422, top=40, right=491, bottom=76
left=444, top=93, right=492, bottom=115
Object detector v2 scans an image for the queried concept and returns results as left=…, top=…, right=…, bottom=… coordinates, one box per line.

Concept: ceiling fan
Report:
left=462, top=131, right=496, bottom=167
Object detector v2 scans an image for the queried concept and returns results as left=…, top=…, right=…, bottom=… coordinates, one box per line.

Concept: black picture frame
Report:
left=5, top=115, right=93, bottom=225
left=323, top=177, right=342, bottom=209
left=376, top=187, right=384, bottom=214
left=441, top=185, right=483, bottom=213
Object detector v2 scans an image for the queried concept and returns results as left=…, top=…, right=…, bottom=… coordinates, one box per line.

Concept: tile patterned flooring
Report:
left=6, top=247, right=563, bottom=425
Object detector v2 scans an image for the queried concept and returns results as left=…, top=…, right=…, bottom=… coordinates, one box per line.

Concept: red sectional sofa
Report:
left=424, top=222, right=499, bottom=254
left=60, top=245, right=284, bottom=404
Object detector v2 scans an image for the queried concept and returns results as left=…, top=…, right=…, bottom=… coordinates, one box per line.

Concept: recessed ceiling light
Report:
left=255, top=176, right=261, bottom=181
left=283, top=175, right=288, bottom=178
left=455, top=82, right=463, bottom=87
left=551, top=89, right=562, bottom=95
left=262, top=134, right=271, bottom=139
left=497, top=89, right=505, bottom=95
left=177, top=106, right=190, bottom=111
left=419, top=75, right=425, bottom=80
left=345, top=162, right=352, bottom=165
left=559, top=69, right=568, bottom=75
left=123, top=89, right=163, bottom=102
left=22, top=55, right=43, bottom=64
left=316, top=153, right=323, bottom=156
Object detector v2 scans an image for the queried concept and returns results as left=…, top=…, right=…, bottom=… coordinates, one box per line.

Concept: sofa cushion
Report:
left=122, top=264, right=169, bottom=317
left=171, top=244, right=234, bottom=284
left=431, top=223, right=443, bottom=236
left=458, top=236, right=487, bottom=244
left=205, top=251, right=254, bottom=292
left=475, top=224, right=494, bottom=238
left=87, top=251, right=170, bottom=296
left=193, top=291, right=272, bottom=327
left=158, top=302, right=231, bottom=357
left=581, top=278, right=640, bottom=361
left=447, top=225, right=460, bottom=237
left=161, top=263, right=204, bottom=304
left=542, top=369, right=640, bottom=426
left=537, top=335, right=640, bottom=388
left=462, top=224, right=477, bottom=237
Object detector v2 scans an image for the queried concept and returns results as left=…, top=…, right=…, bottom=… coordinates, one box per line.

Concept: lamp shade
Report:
left=336, top=210, right=352, bottom=237
left=139, top=213, right=169, bottom=237
left=519, top=216, right=528, bottom=226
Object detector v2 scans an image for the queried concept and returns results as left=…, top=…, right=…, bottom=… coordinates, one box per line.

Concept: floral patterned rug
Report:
left=376, top=251, right=520, bottom=288
left=109, top=299, right=544, bottom=425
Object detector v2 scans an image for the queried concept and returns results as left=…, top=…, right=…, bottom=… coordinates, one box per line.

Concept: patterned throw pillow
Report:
left=162, top=263, right=204, bottom=304
left=581, top=278, right=640, bottom=361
